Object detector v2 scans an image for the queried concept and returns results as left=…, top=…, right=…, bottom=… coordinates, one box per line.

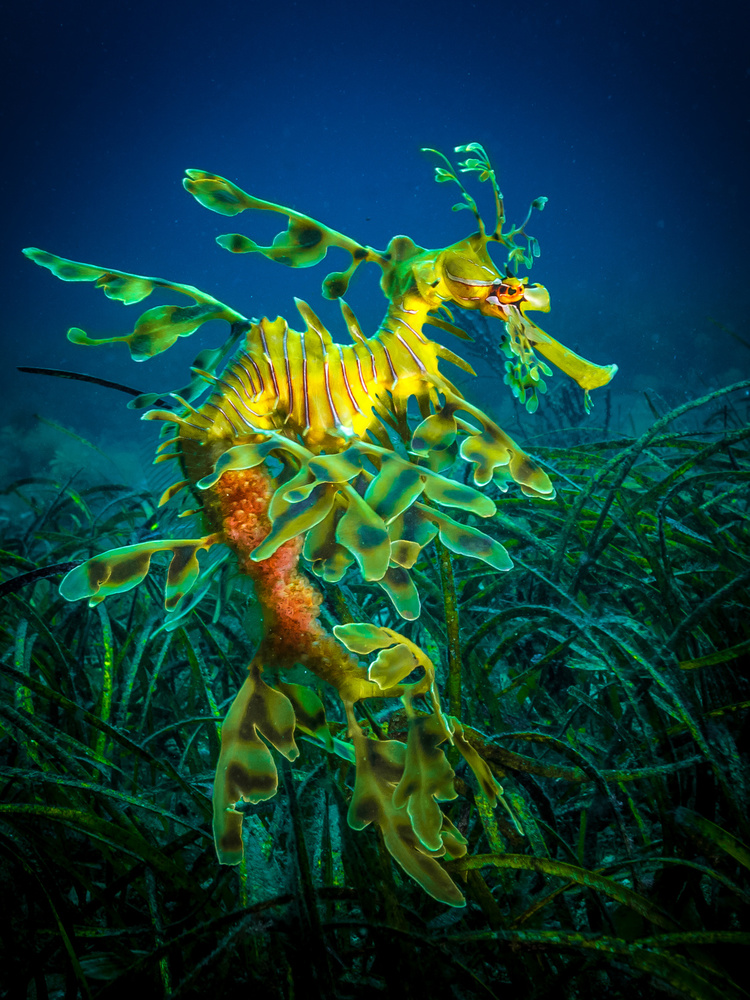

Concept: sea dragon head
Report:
left=180, top=144, right=616, bottom=413
left=411, top=145, right=616, bottom=412
left=418, top=229, right=551, bottom=320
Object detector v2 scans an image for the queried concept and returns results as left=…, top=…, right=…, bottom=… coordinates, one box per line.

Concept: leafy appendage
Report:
left=197, top=434, right=520, bottom=618
left=23, top=248, right=244, bottom=361
left=183, top=169, right=390, bottom=300
left=347, top=728, right=466, bottom=907
left=213, top=663, right=299, bottom=864
left=59, top=535, right=221, bottom=612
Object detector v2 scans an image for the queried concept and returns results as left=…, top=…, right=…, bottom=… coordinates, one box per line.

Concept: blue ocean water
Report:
left=1, top=0, right=747, bottom=483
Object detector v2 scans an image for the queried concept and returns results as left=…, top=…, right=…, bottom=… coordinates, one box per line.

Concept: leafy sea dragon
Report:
left=24, top=144, right=616, bottom=906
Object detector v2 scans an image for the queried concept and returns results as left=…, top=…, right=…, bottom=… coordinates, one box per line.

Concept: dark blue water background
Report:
left=2, top=0, right=747, bottom=487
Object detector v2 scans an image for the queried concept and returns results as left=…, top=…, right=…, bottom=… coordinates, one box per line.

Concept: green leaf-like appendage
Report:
left=347, top=733, right=465, bottom=907
left=307, top=448, right=364, bottom=484
left=183, top=169, right=251, bottom=217
left=368, top=643, right=417, bottom=690
left=421, top=471, right=495, bottom=517
left=376, top=566, right=421, bottom=621
left=450, top=719, right=505, bottom=807
left=197, top=440, right=279, bottom=489
left=278, top=682, right=333, bottom=750
left=333, top=622, right=399, bottom=655
left=59, top=535, right=219, bottom=612
left=431, top=510, right=513, bottom=573
left=184, top=168, right=380, bottom=300
left=302, top=502, right=354, bottom=583
left=411, top=406, right=458, bottom=455
left=364, top=457, right=425, bottom=520
left=24, top=248, right=241, bottom=360
left=335, top=491, right=391, bottom=581
left=393, top=714, right=459, bottom=852
left=252, top=485, right=337, bottom=562
left=213, top=666, right=299, bottom=865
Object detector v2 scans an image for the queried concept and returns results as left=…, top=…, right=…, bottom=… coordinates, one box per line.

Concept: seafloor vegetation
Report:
left=1, top=375, right=749, bottom=1000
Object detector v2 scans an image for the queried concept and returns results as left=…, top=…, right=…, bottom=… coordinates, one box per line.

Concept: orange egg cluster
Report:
left=212, top=465, right=338, bottom=671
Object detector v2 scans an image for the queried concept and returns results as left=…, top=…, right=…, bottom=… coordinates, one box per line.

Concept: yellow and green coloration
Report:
left=25, top=143, right=616, bottom=906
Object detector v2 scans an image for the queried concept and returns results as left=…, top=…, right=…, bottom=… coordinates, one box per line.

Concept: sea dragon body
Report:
left=25, top=144, right=616, bottom=906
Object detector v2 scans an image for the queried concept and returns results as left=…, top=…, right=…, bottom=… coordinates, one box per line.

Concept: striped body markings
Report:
left=186, top=297, right=454, bottom=454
